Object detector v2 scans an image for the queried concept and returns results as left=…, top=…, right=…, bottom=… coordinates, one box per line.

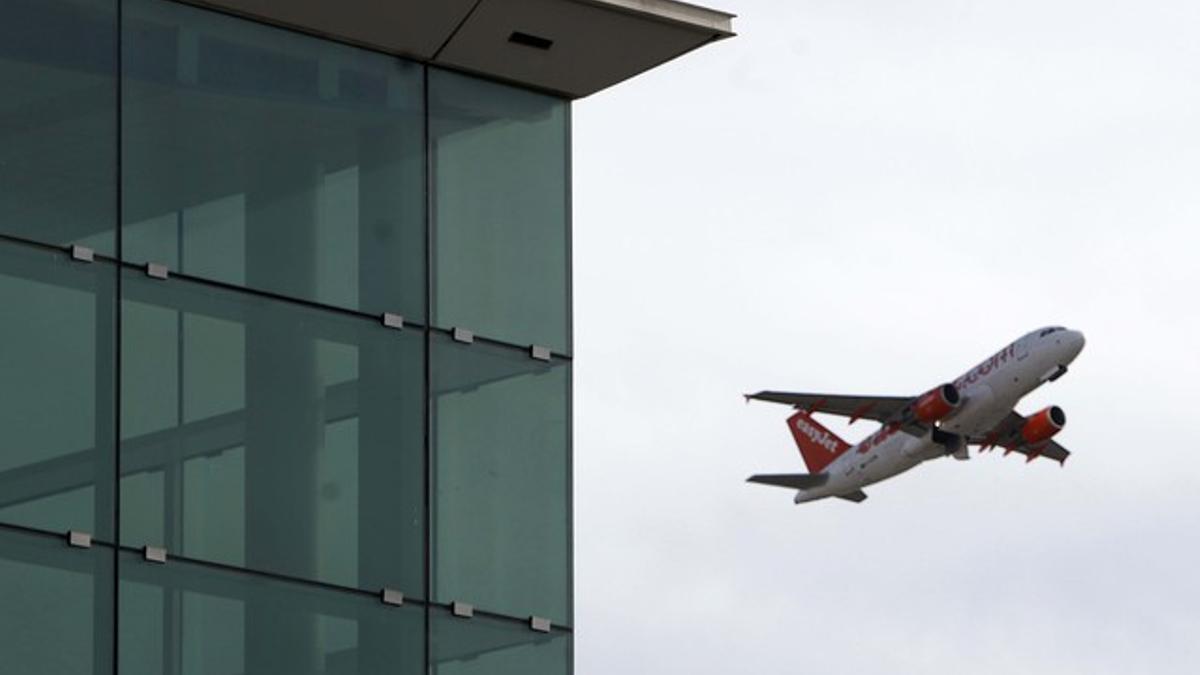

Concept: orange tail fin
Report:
left=786, top=410, right=852, bottom=473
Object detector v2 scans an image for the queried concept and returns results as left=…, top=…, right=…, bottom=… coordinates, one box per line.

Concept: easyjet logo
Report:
left=794, top=417, right=841, bottom=453
left=955, top=343, right=1018, bottom=389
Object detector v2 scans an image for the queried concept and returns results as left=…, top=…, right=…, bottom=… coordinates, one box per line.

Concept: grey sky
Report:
left=572, top=1, right=1200, bottom=672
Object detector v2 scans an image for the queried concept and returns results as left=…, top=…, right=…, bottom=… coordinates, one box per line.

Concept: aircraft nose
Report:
left=1065, top=329, right=1086, bottom=360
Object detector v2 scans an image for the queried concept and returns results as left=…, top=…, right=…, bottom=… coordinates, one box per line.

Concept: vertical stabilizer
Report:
left=786, top=410, right=852, bottom=473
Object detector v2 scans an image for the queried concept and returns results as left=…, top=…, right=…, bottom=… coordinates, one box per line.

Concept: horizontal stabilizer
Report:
left=835, top=490, right=868, bottom=503
left=747, top=473, right=829, bottom=490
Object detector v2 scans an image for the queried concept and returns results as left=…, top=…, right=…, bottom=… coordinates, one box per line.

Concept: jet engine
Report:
left=1021, top=406, right=1066, bottom=444
left=913, top=383, right=962, bottom=423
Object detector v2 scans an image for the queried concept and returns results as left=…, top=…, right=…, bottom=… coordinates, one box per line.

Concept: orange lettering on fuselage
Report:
left=857, top=422, right=901, bottom=454
left=954, top=343, right=1017, bottom=390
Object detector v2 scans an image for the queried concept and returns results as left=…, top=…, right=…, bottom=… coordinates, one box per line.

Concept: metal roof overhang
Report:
left=178, top=0, right=735, bottom=98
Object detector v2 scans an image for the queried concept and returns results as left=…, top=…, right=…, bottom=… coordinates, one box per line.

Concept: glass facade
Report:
left=0, top=527, right=114, bottom=675
left=431, top=609, right=572, bottom=675
left=430, top=71, right=571, bottom=355
left=0, top=1, right=572, bottom=673
left=122, top=0, right=426, bottom=319
left=0, top=241, right=115, bottom=540
left=433, top=337, right=571, bottom=625
left=119, top=550, right=424, bottom=675
left=119, top=270, right=425, bottom=595
left=0, top=0, right=117, bottom=255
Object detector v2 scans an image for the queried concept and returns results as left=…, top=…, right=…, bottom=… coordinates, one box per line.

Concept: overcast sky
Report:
left=571, top=1, right=1200, bottom=672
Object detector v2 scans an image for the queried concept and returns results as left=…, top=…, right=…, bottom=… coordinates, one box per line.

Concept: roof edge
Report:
left=572, top=0, right=736, bottom=36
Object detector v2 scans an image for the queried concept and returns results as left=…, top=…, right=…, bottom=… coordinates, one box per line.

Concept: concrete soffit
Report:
left=180, top=0, right=735, bottom=98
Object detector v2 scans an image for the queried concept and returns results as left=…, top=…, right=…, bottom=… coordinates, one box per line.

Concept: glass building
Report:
left=0, top=0, right=731, bottom=673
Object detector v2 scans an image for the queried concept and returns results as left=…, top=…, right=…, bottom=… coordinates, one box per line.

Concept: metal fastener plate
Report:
left=530, top=345, right=552, bottom=362
left=381, top=313, right=404, bottom=330
left=146, top=262, right=169, bottom=280
left=381, top=588, right=404, bottom=606
left=144, top=546, right=167, bottom=563
left=69, top=245, right=94, bottom=263
left=451, top=601, right=474, bottom=618
left=530, top=616, right=551, bottom=633
left=452, top=328, right=474, bottom=344
left=67, top=531, right=93, bottom=549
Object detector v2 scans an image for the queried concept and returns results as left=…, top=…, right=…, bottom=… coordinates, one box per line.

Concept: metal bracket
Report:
left=380, top=588, right=404, bottom=606
left=530, top=616, right=552, bottom=633
left=146, top=262, right=169, bottom=280
left=69, top=245, right=94, bottom=263
left=451, top=601, right=474, bottom=618
left=67, top=531, right=93, bottom=549
left=143, top=546, right=168, bottom=563
left=452, top=328, right=474, bottom=344
left=381, top=313, right=405, bottom=330
left=530, top=345, right=552, bottom=362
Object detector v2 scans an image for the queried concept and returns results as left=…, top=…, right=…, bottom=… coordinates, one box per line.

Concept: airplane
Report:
left=744, top=326, right=1085, bottom=504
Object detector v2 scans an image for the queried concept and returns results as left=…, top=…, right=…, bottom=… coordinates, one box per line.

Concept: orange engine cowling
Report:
left=913, top=384, right=962, bottom=423
left=1021, top=406, right=1066, bottom=444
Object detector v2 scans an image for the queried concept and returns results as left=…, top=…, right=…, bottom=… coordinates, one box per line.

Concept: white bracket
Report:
left=67, top=531, right=93, bottom=549
left=69, top=245, right=94, bottom=263
left=146, top=262, right=169, bottom=280
left=143, top=546, right=167, bottom=563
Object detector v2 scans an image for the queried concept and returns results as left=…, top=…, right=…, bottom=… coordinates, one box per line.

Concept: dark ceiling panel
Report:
left=435, top=0, right=730, bottom=97
left=179, top=0, right=733, bottom=98
left=187, top=0, right=478, bottom=59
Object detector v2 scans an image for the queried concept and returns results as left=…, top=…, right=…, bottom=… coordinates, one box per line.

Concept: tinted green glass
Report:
left=431, top=610, right=571, bottom=675
left=0, top=242, right=115, bottom=539
left=432, top=336, right=571, bottom=625
left=120, top=271, right=424, bottom=596
left=0, top=0, right=116, bottom=254
left=122, top=0, right=425, bottom=318
left=119, top=551, right=422, bottom=675
left=0, top=528, right=113, bottom=675
left=430, top=69, right=570, bottom=354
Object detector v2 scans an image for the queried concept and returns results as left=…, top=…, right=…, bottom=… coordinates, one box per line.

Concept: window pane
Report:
left=121, top=0, right=425, bottom=318
left=0, top=241, right=115, bottom=539
left=431, top=610, right=572, bottom=675
left=431, top=69, right=570, bottom=353
left=121, top=271, right=424, bottom=596
left=432, top=336, right=571, bottom=625
left=0, top=528, right=113, bottom=675
left=119, top=551, right=422, bottom=675
left=0, top=0, right=116, bottom=254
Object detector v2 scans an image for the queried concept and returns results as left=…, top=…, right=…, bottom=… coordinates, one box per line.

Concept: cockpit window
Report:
left=1038, top=326, right=1065, bottom=337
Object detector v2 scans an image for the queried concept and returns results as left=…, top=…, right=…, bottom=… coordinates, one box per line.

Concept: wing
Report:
left=969, top=411, right=1072, bottom=464
left=743, top=392, right=910, bottom=425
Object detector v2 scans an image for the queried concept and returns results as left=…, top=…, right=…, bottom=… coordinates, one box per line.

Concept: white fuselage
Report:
left=794, top=328, right=1086, bottom=503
